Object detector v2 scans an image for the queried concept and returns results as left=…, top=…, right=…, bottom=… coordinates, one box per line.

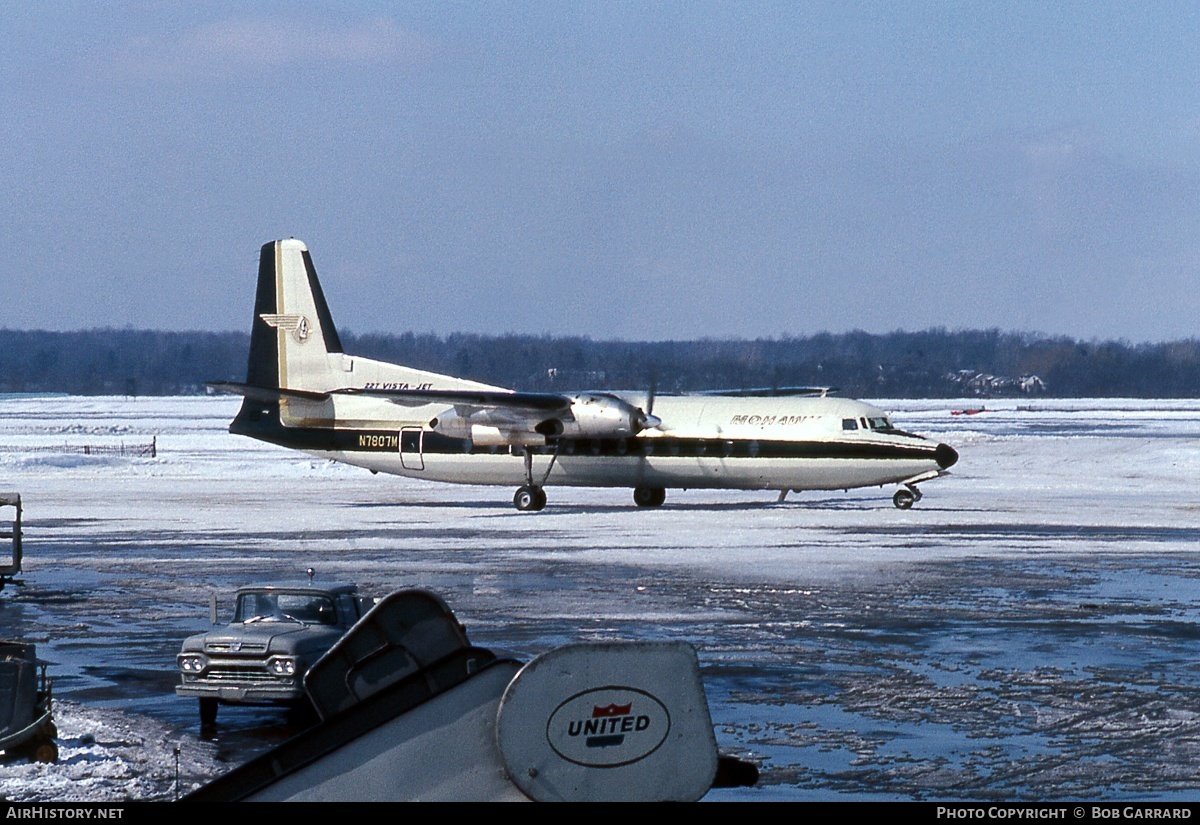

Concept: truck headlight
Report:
left=267, top=656, right=297, bottom=676
left=178, top=653, right=208, bottom=673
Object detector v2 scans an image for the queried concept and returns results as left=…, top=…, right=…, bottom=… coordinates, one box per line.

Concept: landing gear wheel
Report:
left=893, top=488, right=916, bottom=510
left=633, top=486, right=666, bottom=508
left=199, top=697, right=218, bottom=727
left=514, top=486, right=546, bottom=511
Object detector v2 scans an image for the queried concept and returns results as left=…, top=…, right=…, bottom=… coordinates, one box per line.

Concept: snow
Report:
left=0, top=701, right=219, bottom=802
left=1, top=395, right=1200, bottom=800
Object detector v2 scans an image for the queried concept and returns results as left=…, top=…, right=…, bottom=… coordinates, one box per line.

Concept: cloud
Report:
left=112, top=16, right=434, bottom=80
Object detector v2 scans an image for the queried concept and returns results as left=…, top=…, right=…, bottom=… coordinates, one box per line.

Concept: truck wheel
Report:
left=288, top=697, right=320, bottom=728
left=199, top=698, right=218, bottom=726
left=32, top=739, right=58, bottom=764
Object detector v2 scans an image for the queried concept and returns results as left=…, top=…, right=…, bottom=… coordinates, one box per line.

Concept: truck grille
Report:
left=204, top=642, right=268, bottom=654
left=190, top=662, right=290, bottom=685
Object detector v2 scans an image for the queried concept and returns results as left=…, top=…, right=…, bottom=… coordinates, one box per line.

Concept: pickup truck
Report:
left=176, top=581, right=373, bottom=726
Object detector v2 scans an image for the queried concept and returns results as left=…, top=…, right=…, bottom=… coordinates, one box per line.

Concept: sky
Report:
left=1, top=1, right=1198, bottom=342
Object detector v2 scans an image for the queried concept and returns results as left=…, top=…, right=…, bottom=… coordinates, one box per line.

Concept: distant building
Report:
left=947, top=370, right=1046, bottom=396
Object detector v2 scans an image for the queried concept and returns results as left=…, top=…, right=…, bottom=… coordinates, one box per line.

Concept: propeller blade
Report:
left=630, top=372, right=661, bottom=432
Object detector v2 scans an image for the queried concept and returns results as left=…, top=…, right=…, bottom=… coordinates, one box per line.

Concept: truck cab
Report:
left=176, top=582, right=371, bottom=726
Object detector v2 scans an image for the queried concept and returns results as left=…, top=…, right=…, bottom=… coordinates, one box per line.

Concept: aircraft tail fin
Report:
left=244, top=239, right=347, bottom=392
left=234, top=238, right=505, bottom=427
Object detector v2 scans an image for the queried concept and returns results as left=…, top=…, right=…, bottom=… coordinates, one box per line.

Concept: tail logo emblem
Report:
left=260, top=314, right=310, bottom=344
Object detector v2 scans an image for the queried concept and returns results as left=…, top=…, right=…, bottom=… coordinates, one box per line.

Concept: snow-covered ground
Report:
left=2, top=395, right=1200, bottom=800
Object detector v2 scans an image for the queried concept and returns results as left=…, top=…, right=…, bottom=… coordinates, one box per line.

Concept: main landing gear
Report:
left=513, top=448, right=558, bottom=512
left=514, top=485, right=547, bottom=511
left=892, top=484, right=923, bottom=510
left=632, top=486, right=666, bottom=508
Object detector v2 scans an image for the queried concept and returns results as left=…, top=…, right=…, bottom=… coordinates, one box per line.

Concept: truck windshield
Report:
left=235, top=592, right=337, bottom=625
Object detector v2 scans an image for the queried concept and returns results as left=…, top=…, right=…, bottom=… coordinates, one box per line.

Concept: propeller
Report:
left=633, top=374, right=661, bottom=432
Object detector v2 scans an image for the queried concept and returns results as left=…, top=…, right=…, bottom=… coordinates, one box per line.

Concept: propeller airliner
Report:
left=211, top=240, right=958, bottom=511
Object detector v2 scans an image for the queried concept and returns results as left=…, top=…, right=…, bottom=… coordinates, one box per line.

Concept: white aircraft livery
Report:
left=211, top=239, right=958, bottom=511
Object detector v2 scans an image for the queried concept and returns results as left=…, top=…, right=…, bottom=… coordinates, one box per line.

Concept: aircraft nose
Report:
left=935, top=443, right=959, bottom=470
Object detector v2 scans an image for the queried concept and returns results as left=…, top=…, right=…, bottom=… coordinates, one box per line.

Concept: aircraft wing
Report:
left=331, top=388, right=571, bottom=413
left=333, top=388, right=576, bottom=442
left=694, top=386, right=838, bottom=397
left=210, top=381, right=652, bottom=438
left=206, top=382, right=331, bottom=403
left=208, top=382, right=570, bottom=416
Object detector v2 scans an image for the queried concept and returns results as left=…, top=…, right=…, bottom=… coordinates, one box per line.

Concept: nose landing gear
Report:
left=893, top=484, right=923, bottom=510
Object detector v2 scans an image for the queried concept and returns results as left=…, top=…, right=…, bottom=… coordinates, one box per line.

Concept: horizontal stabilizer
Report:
left=207, top=382, right=330, bottom=403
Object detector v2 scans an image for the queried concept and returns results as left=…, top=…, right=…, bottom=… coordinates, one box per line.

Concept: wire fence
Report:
left=0, top=437, right=157, bottom=458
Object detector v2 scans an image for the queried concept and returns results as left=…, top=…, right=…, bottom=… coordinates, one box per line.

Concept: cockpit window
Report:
left=868, top=417, right=890, bottom=430
left=842, top=418, right=858, bottom=430
left=235, top=592, right=338, bottom=625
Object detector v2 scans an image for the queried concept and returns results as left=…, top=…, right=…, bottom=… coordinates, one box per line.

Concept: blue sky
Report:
left=2, top=2, right=1198, bottom=341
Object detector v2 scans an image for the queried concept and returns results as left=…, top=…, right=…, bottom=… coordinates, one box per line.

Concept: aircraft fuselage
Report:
left=233, top=392, right=954, bottom=492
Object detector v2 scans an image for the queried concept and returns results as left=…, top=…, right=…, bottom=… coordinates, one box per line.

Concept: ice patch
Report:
left=2, top=454, right=128, bottom=470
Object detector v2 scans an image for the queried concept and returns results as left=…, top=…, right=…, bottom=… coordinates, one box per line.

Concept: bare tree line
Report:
left=1, top=328, right=1198, bottom=398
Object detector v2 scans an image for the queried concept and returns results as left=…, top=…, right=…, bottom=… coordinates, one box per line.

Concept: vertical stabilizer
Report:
left=245, top=239, right=345, bottom=392
left=229, top=237, right=506, bottom=444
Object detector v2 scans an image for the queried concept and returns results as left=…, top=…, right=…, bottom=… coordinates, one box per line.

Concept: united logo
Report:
left=546, top=687, right=670, bottom=767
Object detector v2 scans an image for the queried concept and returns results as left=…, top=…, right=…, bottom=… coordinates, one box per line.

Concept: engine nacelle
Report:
left=547, top=394, right=660, bottom=439
left=429, top=411, right=546, bottom=447
left=468, top=425, right=545, bottom=448
left=429, top=394, right=659, bottom=446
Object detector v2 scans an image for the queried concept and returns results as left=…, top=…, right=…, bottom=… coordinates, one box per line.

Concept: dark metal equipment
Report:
left=0, top=641, right=56, bottom=763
